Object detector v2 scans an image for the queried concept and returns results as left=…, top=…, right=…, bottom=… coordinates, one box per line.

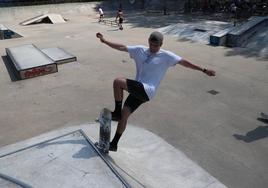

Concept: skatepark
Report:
left=0, top=1, right=267, bottom=188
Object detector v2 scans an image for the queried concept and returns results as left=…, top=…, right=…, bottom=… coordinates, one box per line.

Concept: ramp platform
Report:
left=0, top=124, right=227, bottom=188
left=41, top=47, right=77, bottom=65
left=227, top=16, right=268, bottom=47
left=6, top=44, right=58, bottom=80
left=0, top=129, right=129, bottom=188
left=210, top=16, right=268, bottom=47
left=209, top=27, right=234, bottom=46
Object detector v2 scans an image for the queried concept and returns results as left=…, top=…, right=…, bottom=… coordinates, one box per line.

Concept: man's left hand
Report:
left=204, top=69, right=216, bottom=76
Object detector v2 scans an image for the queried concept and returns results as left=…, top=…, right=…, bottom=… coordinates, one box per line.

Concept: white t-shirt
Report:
left=99, top=8, right=103, bottom=15
left=127, top=45, right=182, bottom=100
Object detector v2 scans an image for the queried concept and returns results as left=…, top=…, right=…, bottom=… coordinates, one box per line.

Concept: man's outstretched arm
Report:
left=96, top=32, right=127, bottom=52
left=179, top=59, right=216, bottom=76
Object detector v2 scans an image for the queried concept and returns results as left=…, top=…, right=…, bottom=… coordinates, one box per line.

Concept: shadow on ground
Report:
left=224, top=47, right=268, bottom=60
left=233, top=113, right=268, bottom=143
left=37, top=139, right=98, bottom=159
left=1, top=56, right=19, bottom=81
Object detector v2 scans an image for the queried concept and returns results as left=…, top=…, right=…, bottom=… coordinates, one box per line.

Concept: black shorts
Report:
left=124, top=79, right=149, bottom=113
left=119, top=17, right=123, bottom=24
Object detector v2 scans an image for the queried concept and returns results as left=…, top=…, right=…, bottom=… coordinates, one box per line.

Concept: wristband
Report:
left=202, top=68, right=207, bottom=73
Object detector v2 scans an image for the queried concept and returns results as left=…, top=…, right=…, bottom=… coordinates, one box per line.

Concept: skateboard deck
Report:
left=95, top=108, right=111, bottom=154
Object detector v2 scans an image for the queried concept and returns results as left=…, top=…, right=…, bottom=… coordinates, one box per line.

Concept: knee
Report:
left=113, top=77, right=126, bottom=88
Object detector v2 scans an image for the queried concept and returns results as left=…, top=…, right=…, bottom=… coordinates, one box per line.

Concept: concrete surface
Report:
left=41, top=47, right=77, bottom=64
left=0, top=2, right=267, bottom=188
left=0, top=127, right=128, bottom=188
left=0, top=124, right=226, bottom=188
left=6, top=44, right=55, bottom=70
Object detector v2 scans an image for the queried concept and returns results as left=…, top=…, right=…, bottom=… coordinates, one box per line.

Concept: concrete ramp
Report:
left=20, top=14, right=66, bottom=26
left=0, top=124, right=227, bottom=188
left=41, top=47, right=77, bottom=65
left=226, top=16, right=268, bottom=47
left=210, top=16, right=268, bottom=47
left=0, top=129, right=129, bottom=188
left=0, top=24, right=22, bottom=40
left=159, top=20, right=232, bottom=44
left=6, top=44, right=58, bottom=80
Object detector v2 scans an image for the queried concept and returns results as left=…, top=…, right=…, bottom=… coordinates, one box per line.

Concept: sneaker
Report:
left=109, top=143, right=118, bottom=152
left=111, top=112, right=121, bottom=122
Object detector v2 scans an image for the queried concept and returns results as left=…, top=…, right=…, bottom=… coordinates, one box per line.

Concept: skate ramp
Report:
left=0, top=24, right=22, bottom=40
left=226, top=16, right=268, bottom=47
left=0, top=129, right=129, bottom=188
left=5, top=44, right=77, bottom=80
left=41, top=47, right=77, bottom=65
left=244, top=26, right=268, bottom=59
left=159, top=20, right=233, bottom=44
left=20, top=14, right=65, bottom=26
left=6, top=44, right=58, bottom=80
left=0, top=124, right=227, bottom=188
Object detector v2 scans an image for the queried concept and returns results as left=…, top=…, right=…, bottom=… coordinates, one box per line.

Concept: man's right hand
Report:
left=96, top=32, right=104, bottom=42
left=96, top=32, right=127, bottom=52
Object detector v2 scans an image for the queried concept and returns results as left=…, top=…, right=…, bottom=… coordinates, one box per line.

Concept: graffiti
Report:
left=20, top=64, right=57, bottom=79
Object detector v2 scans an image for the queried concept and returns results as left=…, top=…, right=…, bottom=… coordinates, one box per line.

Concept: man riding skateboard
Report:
left=96, top=31, right=215, bottom=151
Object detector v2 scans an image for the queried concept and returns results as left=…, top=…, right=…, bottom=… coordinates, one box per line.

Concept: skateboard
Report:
left=95, top=108, right=111, bottom=154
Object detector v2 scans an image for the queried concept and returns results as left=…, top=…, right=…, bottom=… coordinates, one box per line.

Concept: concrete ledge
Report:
left=6, top=44, right=58, bottom=80
left=41, top=47, right=77, bottom=65
left=0, top=124, right=227, bottom=188
left=227, top=16, right=268, bottom=47
left=209, top=27, right=234, bottom=46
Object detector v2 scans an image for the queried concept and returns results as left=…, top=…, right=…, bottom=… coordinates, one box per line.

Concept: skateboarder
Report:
left=96, top=31, right=215, bottom=151
left=115, top=9, right=124, bottom=30
left=98, top=7, right=104, bottom=22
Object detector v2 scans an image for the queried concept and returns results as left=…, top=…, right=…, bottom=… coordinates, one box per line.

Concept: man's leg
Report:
left=110, top=79, right=149, bottom=151
left=112, top=77, right=128, bottom=121
left=110, top=106, right=132, bottom=151
left=110, top=95, right=148, bottom=152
